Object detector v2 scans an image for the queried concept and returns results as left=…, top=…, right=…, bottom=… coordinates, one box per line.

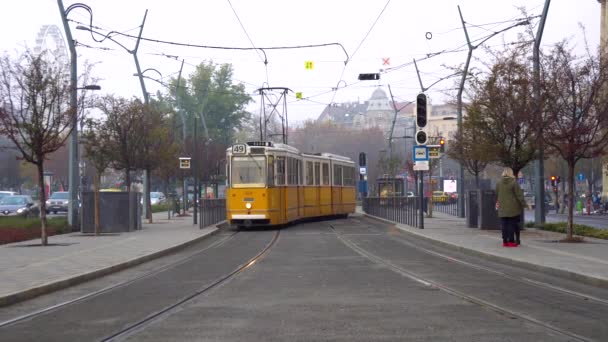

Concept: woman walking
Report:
left=496, top=168, right=527, bottom=247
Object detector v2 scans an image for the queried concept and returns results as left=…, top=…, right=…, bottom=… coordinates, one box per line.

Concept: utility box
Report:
left=81, top=191, right=142, bottom=233
left=466, top=190, right=479, bottom=228
left=479, top=189, right=500, bottom=230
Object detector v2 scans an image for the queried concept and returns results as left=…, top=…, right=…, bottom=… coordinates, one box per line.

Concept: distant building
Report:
left=316, top=87, right=463, bottom=141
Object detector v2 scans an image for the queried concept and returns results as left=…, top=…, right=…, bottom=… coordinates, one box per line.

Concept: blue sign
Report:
left=577, top=173, right=585, bottom=181
left=413, top=146, right=429, bottom=161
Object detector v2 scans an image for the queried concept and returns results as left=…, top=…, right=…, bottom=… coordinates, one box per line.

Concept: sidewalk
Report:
left=0, top=211, right=219, bottom=307
left=360, top=209, right=608, bottom=288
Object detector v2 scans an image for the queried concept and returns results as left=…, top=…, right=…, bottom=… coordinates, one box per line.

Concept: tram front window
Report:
left=231, top=156, right=266, bottom=187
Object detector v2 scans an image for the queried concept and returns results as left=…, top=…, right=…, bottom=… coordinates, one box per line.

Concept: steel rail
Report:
left=101, top=230, right=280, bottom=342
left=0, top=231, right=239, bottom=329
left=330, top=224, right=592, bottom=342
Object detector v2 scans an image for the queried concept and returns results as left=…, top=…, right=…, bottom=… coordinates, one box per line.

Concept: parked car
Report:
left=0, top=191, right=17, bottom=200
left=431, top=191, right=449, bottom=203
left=46, top=191, right=69, bottom=214
left=150, top=192, right=166, bottom=205
left=0, top=195, right=39, bottom=217
left=406, top=191, right=416, bottom=198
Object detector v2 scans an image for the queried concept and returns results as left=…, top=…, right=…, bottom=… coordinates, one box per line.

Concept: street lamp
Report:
left=57, top=0, right=96, bottom=230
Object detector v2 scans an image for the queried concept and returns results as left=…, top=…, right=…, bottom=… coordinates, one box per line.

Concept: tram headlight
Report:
left=245, top=202, right=252, bottom=209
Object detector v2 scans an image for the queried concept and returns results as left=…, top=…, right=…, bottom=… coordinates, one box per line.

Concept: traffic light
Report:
left=439, top=137, right=445, bottom=152
left=358, top=73, right=380, bottom=80
left=550, top=175, right=556, bottom=187
left=415, top=93, right=428, bottom=145
left=359, top=152, right=366, bottom=166
left=416, top=93, right=427, bottom=128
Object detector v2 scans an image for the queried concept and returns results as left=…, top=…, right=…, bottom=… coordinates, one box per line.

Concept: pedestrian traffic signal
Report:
left=550, top=175, right=556, bottom=187
left=416, top=93, right=428, bottom=128
left=439, top=137, right=445, bottom=152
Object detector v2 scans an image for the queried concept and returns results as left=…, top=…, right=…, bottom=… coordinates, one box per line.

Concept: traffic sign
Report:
left=359, top=167, right=367, bottom=175
left=413, top=161, right=429, bottom=171
left=413, top=146, right=429, bottom=161
left=577, top=173, right=585, bottom=181
left=179, top=157, right=191, bottom=169
left=427, top=145, right=441, bottom=158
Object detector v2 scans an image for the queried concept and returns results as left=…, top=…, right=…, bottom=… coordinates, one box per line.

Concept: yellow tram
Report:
left=226, top=141, right=356, bottom=227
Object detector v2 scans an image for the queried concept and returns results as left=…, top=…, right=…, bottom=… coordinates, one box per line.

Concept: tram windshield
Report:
left=231, top=156, right=266, bottom=187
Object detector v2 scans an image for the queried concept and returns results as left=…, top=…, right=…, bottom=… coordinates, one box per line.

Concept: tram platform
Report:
left=0, top=212, right=218, bottom=307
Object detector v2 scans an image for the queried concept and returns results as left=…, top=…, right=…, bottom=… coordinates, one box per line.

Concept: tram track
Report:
left=349, top=216, right=608, bottom=306
left=100, top=230, right=280, bottom=342
left=0, top=231, right=240, bottom=329
left=330, top=223, right=595, bottom=342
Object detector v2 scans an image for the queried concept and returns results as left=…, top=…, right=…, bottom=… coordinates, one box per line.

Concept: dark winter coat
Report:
left=495, top=176, right=526, bottom=218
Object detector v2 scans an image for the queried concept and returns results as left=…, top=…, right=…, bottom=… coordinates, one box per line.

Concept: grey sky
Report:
left=0, top=1, right=600, bottom=124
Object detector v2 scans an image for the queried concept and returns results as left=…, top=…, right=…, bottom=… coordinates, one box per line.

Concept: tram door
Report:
left=314, top=162, right=321, bottom=216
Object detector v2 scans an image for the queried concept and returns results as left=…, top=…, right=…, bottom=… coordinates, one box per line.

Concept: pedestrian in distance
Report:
left=496, top=168, right=527, bottom=247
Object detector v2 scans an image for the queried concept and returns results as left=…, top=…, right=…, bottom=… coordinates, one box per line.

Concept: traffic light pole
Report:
left=418, top=171, right=424, bottom=229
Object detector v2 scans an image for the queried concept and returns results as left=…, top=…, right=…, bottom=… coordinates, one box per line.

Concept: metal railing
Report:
left=199, top=199, right=226, bottom=229
left=432, top=199, right=458, bottom=216
left=362, top=197, right=419, bottom=228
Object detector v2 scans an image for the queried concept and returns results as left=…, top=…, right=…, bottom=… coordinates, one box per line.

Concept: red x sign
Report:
left=382, top=57, right=390, bottom=66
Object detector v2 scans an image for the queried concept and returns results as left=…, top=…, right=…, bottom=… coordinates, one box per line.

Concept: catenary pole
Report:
left=131, top=10, right=150, bottom=221
left=57, top=0, right=79, bottom=230
left=534, top=0, right=551, bottom=225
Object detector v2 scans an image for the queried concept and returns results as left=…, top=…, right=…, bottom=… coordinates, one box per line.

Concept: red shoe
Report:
left=503, top=242, right=509, bottom=247
left=507, top=242, right=518, bottom=247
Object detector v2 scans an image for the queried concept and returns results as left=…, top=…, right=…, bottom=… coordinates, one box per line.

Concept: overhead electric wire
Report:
left=326, top=0, right=391, bottom=113
left=226, top=0, right=269, bottom=86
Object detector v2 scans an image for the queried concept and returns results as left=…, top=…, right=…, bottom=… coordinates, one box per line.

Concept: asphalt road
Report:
left=524, top=209, right=608, bottom=229
left=1, top=216, right=607, bottom=341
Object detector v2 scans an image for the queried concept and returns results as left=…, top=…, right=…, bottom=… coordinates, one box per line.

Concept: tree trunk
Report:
left=37, top=162, right=48, bottom=246
left=146, top=168, right=152, bottom=223
left=94, top=172, right=101, bottom=236
left=474, top=171, right=480, bottom=189
left=567, top=162, right=575, bottom=240
left=125, top=169, right=131, bottom=193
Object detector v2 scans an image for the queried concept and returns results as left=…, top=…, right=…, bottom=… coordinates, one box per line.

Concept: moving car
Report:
left=46, top=191, right=69, bottom=214
left=0, top=195, right=39, bottom=217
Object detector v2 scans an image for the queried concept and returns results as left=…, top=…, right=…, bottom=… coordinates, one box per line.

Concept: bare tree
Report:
left=463, top=45, right=541, bottom=177
left=0, top=50, right=73, bottom=245
left=447, top=108, right=491, bottom=188
left=543, top=43, right=608, bottom=240
left=96, top=96, right=146, bottom=192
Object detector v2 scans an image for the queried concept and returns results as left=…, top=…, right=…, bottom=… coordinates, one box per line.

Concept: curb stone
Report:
left=0, top=223, right=223, bottom=308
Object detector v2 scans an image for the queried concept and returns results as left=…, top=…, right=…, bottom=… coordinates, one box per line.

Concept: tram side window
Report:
left=343, top=166, right=354, bottom=186
left=322, top=163, right=329, bottom=185
left=306, top=161, right=314, bottom=185
left=226, top=162, right=230, bottom=186
left=333, top=164, right=342, bottom=186
left=267, top=156, right=274, bottom=186
left=276, top=157, right=285, bottom=185
left=342, top=166, right=350, bottom=186
left=314, top=162, right=320, bottom=186
left=297, top=159, right=302, bottom=185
